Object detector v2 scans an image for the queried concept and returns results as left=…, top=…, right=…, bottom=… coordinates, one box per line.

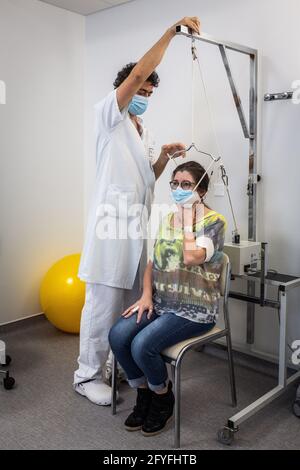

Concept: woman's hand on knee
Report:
left=122, top=295, right=154, bottom=324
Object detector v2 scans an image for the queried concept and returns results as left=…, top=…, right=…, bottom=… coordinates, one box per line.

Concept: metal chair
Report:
left=293, top=384, right=300, bottom=418
left=111, top=252, right=237, bottom=448
left=0, top=340, right=15, bottom=390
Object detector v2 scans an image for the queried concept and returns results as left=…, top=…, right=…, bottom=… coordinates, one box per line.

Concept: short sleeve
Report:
left=196, top=215, right=226, bottom=263
left=148, top=227, right=160, bottom=262
left=142, top=127, right=156, bottom=165
left=148, top=239, right=156, bottom=263
left=94, top=89, right=128, bottom=133
left=148, top=213, right=170, bottom=263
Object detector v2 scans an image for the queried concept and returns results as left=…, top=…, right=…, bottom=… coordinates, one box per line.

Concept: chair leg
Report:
left=226, top=333, right=237, bottom=407
left=174, top=361, right=181, bottom=448
left=111, top=354, right=117, bottom=415
left=170, top=363, right=175, bottom=384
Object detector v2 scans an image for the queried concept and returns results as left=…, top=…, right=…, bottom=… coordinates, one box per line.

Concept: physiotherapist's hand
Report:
left=169, top=17, right=201, bottom=36
left=122, top=295, right=154, bottom=324
left=161, top=142, right=186, bottom=162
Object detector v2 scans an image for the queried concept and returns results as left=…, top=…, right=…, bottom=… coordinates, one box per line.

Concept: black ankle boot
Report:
left=124, top=387, right=153, bottom=431
left=141, top=381, right=175, bottom=436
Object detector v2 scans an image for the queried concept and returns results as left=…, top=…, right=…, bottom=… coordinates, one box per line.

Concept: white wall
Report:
left=0, top=0, right=85, bottom=324
left=85, top=0, right=300, bottom=361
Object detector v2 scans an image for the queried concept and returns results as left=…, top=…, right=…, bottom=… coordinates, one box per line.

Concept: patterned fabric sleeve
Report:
left=195, top=215, right=227, bottom=262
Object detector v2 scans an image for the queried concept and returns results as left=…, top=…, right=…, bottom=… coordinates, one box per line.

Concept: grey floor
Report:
left=0, top=316, right=299, bottom=450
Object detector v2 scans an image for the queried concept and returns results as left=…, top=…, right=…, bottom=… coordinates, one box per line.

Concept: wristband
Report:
left=183, top=225, right=194, bottom=234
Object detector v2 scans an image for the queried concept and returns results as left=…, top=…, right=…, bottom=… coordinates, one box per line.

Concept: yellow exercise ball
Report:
left=40, top=254, right=85, bottom=334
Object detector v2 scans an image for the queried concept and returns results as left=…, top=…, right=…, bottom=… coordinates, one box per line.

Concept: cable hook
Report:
left=191, top=35, right=198, bottom=61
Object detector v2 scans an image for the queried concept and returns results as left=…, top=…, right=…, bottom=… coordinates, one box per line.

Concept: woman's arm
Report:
left=182, top=206, right=226, bottom=266
left=183, top=231, right=206, bottom=266
left=181, top=205, right=207, bottom=266
left=142, top=260, right=153, bottom=298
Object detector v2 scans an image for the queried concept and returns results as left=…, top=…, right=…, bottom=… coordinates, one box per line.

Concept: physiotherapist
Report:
left=74, top=16, right=201, bottom=405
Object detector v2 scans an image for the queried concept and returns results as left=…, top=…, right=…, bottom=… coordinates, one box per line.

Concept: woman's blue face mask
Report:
left=172, top=188, right=194, bottom=204
left=171, top=188, right=202, bottom=206
left=128, top=94, right=149, bottom=115
left=170, top=172, right=207, bottom=206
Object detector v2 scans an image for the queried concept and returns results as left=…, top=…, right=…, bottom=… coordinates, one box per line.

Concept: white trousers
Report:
left=73, top=269, right=141, bottom=385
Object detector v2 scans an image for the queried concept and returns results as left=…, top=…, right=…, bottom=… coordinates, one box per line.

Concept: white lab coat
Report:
left=78, top=89, right=156, bottom=289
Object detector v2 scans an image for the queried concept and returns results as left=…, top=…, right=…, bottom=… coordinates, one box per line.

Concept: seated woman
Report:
left=109, top=160, right=227, bottom=437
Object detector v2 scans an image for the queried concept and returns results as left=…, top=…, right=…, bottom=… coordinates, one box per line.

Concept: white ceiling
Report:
left=39, top=0, right=136, bottom=16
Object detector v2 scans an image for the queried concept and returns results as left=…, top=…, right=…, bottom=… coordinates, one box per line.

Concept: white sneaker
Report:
left=75, top=381, right=117, bottom=406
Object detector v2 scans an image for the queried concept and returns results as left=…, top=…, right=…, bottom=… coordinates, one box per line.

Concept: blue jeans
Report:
left=109, top=311, right=214, bottom=392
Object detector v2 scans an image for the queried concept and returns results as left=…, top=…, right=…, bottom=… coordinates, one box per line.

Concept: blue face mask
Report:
left=128, top=95, right=148, bottom=115
left=171, top=188, right=194, bottom=205
left=171, top=188, right=202, bottom=206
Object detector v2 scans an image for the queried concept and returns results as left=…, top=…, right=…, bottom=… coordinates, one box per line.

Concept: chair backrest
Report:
left=219, top=252, right=231, bottom=298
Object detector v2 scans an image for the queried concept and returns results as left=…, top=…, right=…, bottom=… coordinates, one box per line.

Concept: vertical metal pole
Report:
left=246, top=291, right=255, bottom=344
left=249, top=52, right=258, bottom=239
left=278, top=289, right=287, bottom=387
left=174, top=361, right=181, bottom=448
left=170, top=364, right=175, bottom=384
left=260, top=242, right=267, bottom=306
left=246, top=52, right=258, bottom=344
left=111, top=354, right=117, bottom=415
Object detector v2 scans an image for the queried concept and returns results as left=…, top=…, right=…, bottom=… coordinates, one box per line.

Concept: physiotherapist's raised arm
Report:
left=116, top=17, right=200, bottom=111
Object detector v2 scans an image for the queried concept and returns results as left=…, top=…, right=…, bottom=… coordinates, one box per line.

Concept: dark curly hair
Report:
left=113, top=62, right=160, bottom=89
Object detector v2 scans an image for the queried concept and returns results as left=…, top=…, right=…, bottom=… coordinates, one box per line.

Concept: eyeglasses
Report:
left=169, top=180, right=196, bottom=190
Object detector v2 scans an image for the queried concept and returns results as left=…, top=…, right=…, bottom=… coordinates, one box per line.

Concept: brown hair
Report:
left=172, top=161, right=209, bottom=197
